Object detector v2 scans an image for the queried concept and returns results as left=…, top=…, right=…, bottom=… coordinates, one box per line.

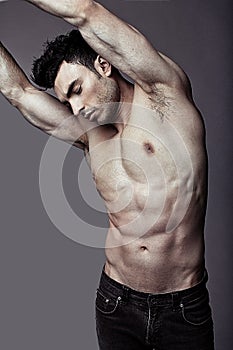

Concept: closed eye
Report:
left=75, top=86, right=82, bottom=95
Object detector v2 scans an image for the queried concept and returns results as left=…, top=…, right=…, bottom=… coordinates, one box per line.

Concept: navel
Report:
left=143, top=142, right=155, bottom=154
left=140, top=246, right=148, bottom=251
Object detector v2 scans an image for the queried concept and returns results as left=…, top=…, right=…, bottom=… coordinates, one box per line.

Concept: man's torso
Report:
left=83, top=83, right=207, bottom=293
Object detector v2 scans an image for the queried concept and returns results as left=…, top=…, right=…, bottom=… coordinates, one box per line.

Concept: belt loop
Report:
left=172, top=292, right=180, bottom=311
left=122, top=285, right=130, bottom=302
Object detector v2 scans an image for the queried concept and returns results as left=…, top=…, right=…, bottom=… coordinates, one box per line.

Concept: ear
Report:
left=94, top=55, right=112, bottom=77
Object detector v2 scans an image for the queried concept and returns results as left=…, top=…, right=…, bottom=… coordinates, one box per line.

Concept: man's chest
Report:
left=85, top=108, right=179, bottom=204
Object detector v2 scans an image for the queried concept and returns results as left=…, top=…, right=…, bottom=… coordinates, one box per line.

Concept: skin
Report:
left=0, top=1, right=208, bottom=293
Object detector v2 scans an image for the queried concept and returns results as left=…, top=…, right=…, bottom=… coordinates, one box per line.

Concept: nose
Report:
left=69, top=98, right=85, bottom=116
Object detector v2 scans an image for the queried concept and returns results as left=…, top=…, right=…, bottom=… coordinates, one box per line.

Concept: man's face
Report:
left=54, top=60, right=120, bottom=124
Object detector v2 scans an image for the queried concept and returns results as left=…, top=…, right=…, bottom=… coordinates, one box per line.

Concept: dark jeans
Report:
left=95, top=266, right=214, bottom=350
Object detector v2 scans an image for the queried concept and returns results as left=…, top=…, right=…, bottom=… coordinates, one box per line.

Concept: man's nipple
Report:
left=143, top=142, right=155, bottom=154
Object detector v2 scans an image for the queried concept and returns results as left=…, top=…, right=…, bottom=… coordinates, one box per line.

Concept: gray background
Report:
left=0, top=0, right=232, bottom=349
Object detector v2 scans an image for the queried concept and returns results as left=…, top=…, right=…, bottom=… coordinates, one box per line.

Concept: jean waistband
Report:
left=99, top=265, right=208, bottom=306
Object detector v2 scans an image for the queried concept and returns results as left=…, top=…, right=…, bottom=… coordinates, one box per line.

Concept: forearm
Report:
left=0, top=42, right=31, bottom=105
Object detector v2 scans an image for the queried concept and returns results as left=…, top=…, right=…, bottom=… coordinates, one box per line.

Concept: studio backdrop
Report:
left=0, top=1, right=232, bottom=349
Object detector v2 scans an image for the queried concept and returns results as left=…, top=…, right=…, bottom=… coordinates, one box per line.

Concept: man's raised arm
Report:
left=0, top=42, right=86, bottom=148
left=26, top=0, right=187, bottom=92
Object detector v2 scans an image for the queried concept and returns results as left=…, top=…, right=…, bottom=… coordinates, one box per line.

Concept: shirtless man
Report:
left=0, top=1, right=214, bottom=349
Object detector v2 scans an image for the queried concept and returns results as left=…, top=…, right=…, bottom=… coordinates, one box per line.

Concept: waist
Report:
left=99, top=264, right=208, bottom=306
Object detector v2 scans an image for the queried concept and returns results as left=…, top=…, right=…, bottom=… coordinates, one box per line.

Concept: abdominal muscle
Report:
left=103, top=183, right=206, bottom=293
left=104, top=225, right=205, bottom=293
left=94, top=158, right=206, bottom=293
left=94, top=150, right=205, bottom=293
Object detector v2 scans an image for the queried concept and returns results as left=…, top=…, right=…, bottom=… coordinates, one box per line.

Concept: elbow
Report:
left=64, top=1, right=95, bottom=27
left=6, top=84, right=34, bottom=109
left=3, top=85, right=25, bottom=108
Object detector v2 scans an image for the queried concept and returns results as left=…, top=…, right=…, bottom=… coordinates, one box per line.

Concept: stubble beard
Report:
left=96, top=77, right=121, bottom=125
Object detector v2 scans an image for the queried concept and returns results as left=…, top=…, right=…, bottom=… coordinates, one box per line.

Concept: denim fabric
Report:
left=95, top=266, right=214, bottom=350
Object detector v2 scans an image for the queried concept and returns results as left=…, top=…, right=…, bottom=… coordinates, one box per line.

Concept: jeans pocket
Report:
left=180, top=290, right=212, bottom=326
left=95, top=288, right=122, bottom=315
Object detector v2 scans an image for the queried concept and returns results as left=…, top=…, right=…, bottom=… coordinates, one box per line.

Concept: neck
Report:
left=113, top=75, right=134, bottom=132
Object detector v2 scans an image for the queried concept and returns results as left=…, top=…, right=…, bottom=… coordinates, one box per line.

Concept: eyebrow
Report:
left=66, top=79, right=77, bottom=99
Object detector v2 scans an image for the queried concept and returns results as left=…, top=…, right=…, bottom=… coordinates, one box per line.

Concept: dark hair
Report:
left=31, top=30, right=99, bottom=89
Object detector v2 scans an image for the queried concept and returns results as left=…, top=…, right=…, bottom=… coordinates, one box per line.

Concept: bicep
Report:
left=17, top=87, right=87, bottom=148
left=80, top=2, right=184, bottom=90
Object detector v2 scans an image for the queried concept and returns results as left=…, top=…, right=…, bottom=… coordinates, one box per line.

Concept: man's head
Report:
left=32, top=30, right=121, bottom=123
left=32, top=30, right=101, bottom=89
